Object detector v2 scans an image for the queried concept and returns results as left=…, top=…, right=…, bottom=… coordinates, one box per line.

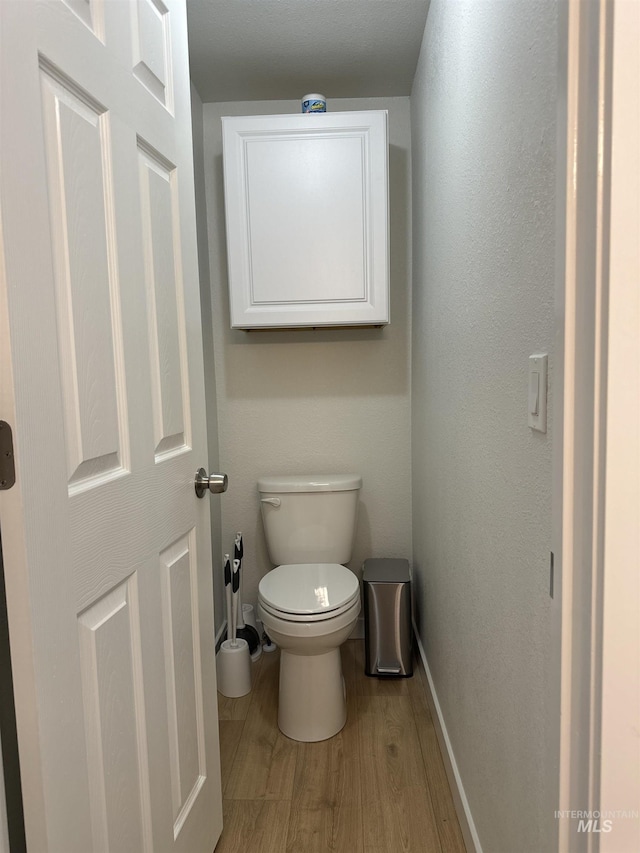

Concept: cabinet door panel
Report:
left=223, top=111, right=389, bottom=329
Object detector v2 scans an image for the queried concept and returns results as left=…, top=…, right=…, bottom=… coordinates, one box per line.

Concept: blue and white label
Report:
left=302, top=94, right=326, bottom=113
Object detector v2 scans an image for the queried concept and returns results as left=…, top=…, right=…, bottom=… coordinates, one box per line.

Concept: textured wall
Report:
left=202, top=97, right=412, bottom=618
left=410, top=2, right=557, bottom=851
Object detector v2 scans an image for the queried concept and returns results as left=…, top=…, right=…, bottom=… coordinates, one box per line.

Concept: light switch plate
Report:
left=528, top=354, right=548, bottom=432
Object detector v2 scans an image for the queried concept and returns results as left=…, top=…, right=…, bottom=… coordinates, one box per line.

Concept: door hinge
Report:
left=0, top=422, right=16, bottom=490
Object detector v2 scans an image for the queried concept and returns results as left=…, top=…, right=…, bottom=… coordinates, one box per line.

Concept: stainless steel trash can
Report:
left=363, top=558, right=413, bottom=677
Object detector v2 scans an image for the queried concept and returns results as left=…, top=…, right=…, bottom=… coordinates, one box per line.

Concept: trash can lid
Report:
left=362, top=558, right=410, bottom=583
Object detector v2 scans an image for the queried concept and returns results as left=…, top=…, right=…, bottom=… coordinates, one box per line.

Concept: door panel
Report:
left=138, top=142, right=190, bottom=459
left=78, top=576, right=152, bottom=853
left=40, top=61, right=129, bottom=492
left=160, top=531, right=207, bottom=834
left=61, top=0, right=103, bottom=37
left=0, top=2, right=222, bottom=851
left=132, top=0, right=173, bottom=109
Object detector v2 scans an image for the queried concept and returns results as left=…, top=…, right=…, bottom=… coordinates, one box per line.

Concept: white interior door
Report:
left=0, top=1, right=222, bottom=851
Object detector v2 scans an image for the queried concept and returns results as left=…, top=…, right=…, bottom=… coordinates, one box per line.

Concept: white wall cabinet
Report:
left=222, top=110, right=389, bottom=329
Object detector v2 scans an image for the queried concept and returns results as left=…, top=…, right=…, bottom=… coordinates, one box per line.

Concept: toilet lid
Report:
left=258, top=563, right=359, bottom=616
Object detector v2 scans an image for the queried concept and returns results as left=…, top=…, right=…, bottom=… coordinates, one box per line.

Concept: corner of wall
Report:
left=191, top=81, right=224, bottom=630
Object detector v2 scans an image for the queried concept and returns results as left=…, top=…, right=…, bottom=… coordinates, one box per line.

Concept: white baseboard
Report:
left=413, top=622, right=483, bottom=853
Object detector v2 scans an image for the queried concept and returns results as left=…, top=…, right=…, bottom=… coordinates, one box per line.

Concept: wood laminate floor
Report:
left=215, top=639, right=466, bottom=853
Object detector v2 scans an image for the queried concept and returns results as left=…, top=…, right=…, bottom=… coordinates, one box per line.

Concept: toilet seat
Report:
left=259, top=594, right=360, bottom=623
left=258, top=563, right=359, bottom=622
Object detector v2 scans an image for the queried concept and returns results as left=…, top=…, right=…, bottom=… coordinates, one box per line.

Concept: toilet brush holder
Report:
left=217, top=639, right=251, bottom=698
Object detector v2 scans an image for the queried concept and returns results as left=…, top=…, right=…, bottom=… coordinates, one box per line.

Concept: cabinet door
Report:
left=222, top=111, right=389, bottom=329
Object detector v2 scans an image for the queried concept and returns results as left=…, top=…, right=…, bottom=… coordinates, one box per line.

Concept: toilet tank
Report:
left=258, top=474, right=362, bottom=566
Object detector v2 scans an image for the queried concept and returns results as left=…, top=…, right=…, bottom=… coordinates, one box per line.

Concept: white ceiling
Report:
left=186, top=0, right=430, bottom=103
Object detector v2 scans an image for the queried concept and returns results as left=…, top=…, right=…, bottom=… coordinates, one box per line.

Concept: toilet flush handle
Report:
left=260, top=497, right=281, bottom=507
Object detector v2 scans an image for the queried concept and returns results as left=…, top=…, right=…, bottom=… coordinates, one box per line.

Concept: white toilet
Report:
left=257, top=474, right=362, bottom=742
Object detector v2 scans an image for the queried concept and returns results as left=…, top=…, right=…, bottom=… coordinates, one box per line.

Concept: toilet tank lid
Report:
left=257, top=474, right=362, bottom=493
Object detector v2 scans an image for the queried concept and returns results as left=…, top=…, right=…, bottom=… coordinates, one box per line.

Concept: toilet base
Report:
left=278, top=648, right=346, bottom=742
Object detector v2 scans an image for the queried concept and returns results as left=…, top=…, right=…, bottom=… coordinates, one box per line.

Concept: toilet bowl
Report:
left=258, top=562, right=360, bottom=741
left=257, top=475, right=362, bottom=742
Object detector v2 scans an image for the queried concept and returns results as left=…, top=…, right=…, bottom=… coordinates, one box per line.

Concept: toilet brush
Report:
left=231, top=558, right=240, bottom=646
left=235, top=532, right=243, bottom=570
left=224, top=554, right=232, bottom=641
